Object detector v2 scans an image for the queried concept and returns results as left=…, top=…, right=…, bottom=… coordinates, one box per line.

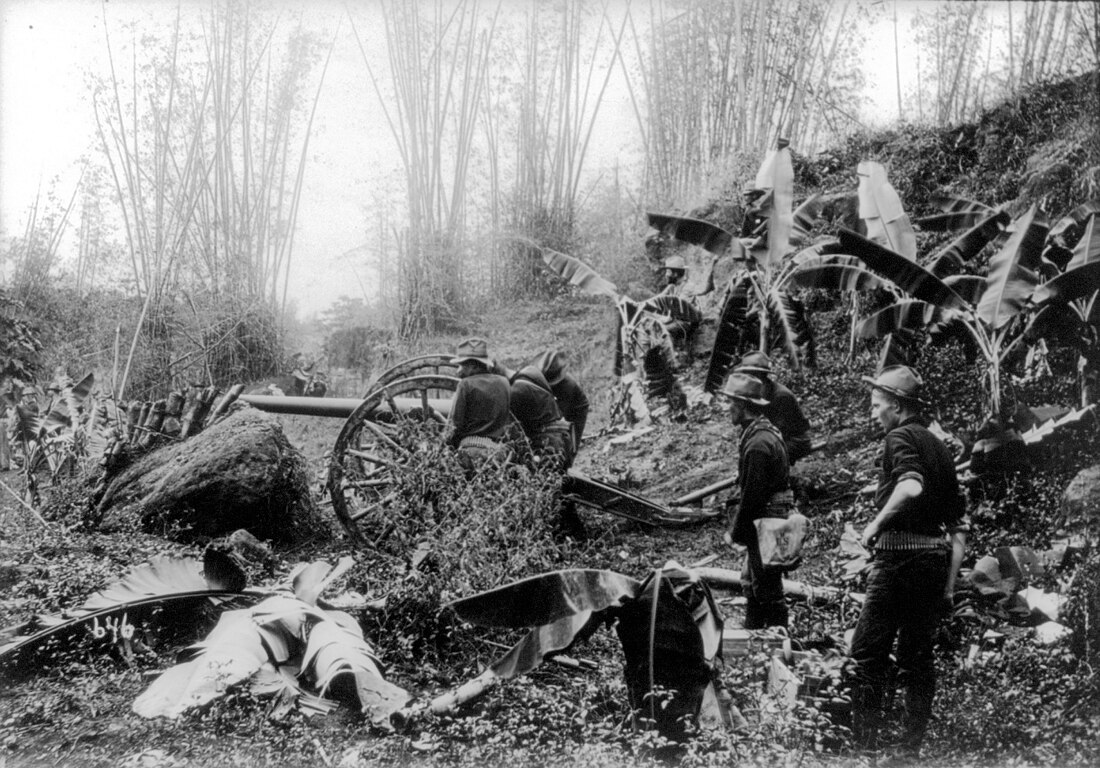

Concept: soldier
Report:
left=850, top=366, right=968, bottom=759
left=509, top=365, right=573, bottom=472
left=535, top=350, right=590, bottom=455
left=662, top=255, right=687, bottom=293
left=722, top=372, right=792, bottom=629
left=19, top=385, right=39, bottom=415
left=734, top=352, right=812, bottom=463
left=445, top=338, right=512, bottom=475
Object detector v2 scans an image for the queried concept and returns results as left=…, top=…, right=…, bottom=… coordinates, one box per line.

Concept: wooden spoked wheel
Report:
left=364, top=354, right=458, bottom=398
left=327, top=374, right=459, bottom=544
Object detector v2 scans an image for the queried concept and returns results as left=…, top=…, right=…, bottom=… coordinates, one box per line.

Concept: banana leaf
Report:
left=926, top=210, right=1011, bottom=278
left=788, top=262, right=886, bottom=292
left=615, top=571, right=714, bottom=742
left=643, top=294, right=703, bottom=327
left=646, top=213, right=734, bottom=256
left=917, top=194, right=998, bottom=231
left=858, top=300, right=948, bottom=339
left=791, top=194, right=824, bottom=245
left=302, top=616, right=409, bottom=728
left=489, top=610, right=604, bottom=679
left=840, top=228, right=968, bottom=310
left=1048, top=200, right=1100, bottom=248
left=756, top=139, right=794, bottom=267
left=1031, top=260, right=1100, bottom=306
left=132, top=609, right=269, bottom=718
left=943, top=275, right=987, bottom=306
left=642, top=332, right=681, bottom=401
left=290, top=556, right=355, bottom=607
left=1065, top=214, right=1100, bottom=271
left=767, top=288, right=815, bottom=369
left=2, top=554, right=254, bottom=667
left=450, top=569, right=642, bottom=630
left=857, top=161, right=916, bottom=259
left=540, top=249, right=618, bottom=299
left=705, top=274, right=755, bottom=392
left=977, top=206, right=1045, bottom=330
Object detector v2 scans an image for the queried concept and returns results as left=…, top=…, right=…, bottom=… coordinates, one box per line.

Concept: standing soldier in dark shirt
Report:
left=445, top=338, right=512, bottom=475
left=850, top=366, right=968, bottom=760
left=535, top=351, right=590, bottom=456
left=722, top=372, right=792, bottom=629
left=734, top=352, right=812, bottom=463
left=509, top=365, right=573, bottom=472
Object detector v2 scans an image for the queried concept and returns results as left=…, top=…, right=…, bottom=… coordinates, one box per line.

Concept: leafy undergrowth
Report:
left=3, top=296, right=1099, bottom=766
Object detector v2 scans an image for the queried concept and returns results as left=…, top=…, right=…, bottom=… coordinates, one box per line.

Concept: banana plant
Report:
left=650, top=147, right=901, bottom=390
left=446, top=563, right=724, bottom=742
left=535, top=244, right=697, bottom=422
left=1027, top=204, right=1100, bottom=405
left=844, top=205, right=1049, bottom=447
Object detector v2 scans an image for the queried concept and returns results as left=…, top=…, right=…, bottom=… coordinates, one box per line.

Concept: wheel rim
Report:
left=365, top=354, right=458, bottom=398
left=328, top=374, right=459, bottom=544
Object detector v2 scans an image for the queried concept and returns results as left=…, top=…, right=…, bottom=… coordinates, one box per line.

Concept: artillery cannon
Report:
left=237, top=354, right=718, bottom=543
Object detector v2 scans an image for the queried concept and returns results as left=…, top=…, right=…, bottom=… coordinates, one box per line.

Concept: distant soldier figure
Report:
left=19, top=385, right=39, bottom=416
left=661, top=255, right=688, bottom=294
left=509, top=365, right=573, bottom=472
left=734, top=352, right=812, bottom=464
left=445, top=338, right=512, bottom=475
left=850, top=366, right=968, bottom=760
left=722, top=372, right=792, bottom=629
left=535, top=350, right=590, bottom=455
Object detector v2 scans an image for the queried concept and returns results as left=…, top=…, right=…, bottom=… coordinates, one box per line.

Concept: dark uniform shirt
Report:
left=447, top=372, right=511, bottom=447
left=731, top=416, right=790, bottom=545
left=550, top=374, right=589, bottom=445
left=875, top=415, right=966, bottom=536
left=764, top=380, right=810, bottom=442
left=510, top=367, right=561, bottom=439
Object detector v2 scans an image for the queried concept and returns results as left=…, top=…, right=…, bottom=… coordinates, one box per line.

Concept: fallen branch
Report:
left=695, top=567, right=842, bottom=605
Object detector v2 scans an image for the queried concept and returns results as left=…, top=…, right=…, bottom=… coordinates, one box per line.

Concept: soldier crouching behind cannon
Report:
left=509, top=364, right=574, bottom=473
left=443, top=338, right=512, bottom=476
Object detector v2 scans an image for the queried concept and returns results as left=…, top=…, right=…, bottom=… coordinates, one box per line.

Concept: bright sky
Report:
left=0, top=0, right=1054, bottom=316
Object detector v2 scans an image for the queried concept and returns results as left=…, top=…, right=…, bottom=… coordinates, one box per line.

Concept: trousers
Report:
left=740, top=529, right=788, bottom=629
left=849, top=548, right=949, bottom=755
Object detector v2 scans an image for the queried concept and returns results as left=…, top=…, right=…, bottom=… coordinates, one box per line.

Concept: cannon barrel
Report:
left=240, top=394, right=453, bottom=419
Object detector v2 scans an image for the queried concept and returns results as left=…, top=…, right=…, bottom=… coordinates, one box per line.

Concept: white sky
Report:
left=0, top=0, right=1045, bottom=316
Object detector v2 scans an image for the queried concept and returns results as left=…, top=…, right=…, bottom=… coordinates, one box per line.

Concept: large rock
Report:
left=1062, top=464, right=1100, bottom=538
left=97, top=408, right=318, bottom=542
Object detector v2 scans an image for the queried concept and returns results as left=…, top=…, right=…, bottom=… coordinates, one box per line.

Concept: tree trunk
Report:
left=96, top=409, right=317, bottom=543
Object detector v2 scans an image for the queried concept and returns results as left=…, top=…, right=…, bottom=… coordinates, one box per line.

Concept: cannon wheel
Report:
left=328, top=374, right=459, bottom=544
left=365, top=354, right=458, bottom=397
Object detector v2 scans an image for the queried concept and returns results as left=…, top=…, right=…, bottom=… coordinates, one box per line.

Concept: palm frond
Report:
left=788, top=262, right=885, bottom=292
left=755, top=139, right=794, bottom=266
left=918, top=194, right=997, bottom=231
left=791, top=194, right=824, bottom=245
left=1065, top=213, right=1100, bottom=271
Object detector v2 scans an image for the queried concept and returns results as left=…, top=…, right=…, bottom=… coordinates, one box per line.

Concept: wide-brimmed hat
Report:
left=663, top=255, right=686, bottom=271
left=862, top=365, right=928, bottom=407
left=720, top=372, right=770, bottom=406
left=451, top=337, right=494, bottom=367
left=535, top=350, right=566, bottom=386
left=734, top=351, right=773, bottom=376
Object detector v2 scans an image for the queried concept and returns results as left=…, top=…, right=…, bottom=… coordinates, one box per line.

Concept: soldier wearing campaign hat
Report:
left=849, top=365, right=969, bottom=760
left=720, top=371, right=792, bottom=630
left=535, top=350, right=589, bottom=455
left=734, top=351, right=812, bottom=463
left=444, top=338, right=512, bottom=475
